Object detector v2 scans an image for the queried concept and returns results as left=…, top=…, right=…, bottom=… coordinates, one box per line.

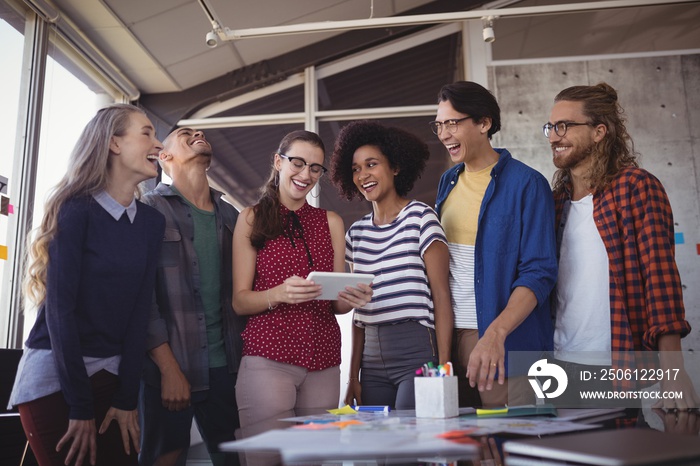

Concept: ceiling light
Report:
left=482, top=16, right=496, bottom=43
left=205, top=30, right=218, bottom=48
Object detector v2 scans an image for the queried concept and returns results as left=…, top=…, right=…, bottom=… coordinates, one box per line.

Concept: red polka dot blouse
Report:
left=242, top=202, right=341, bottom=371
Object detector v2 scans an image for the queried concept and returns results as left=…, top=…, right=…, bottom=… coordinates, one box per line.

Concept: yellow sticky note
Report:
left=0, top=245, right=8, bottom=260
left=327, top=404, right=359, bottom=415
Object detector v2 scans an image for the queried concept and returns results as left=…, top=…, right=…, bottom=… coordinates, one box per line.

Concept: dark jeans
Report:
left=18, top=370, right=138, bottom=466
left=138, top=366, right=239, bottom=466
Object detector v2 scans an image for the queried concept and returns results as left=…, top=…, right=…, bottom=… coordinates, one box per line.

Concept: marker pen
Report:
left=351, top=405, right=391, bottom=412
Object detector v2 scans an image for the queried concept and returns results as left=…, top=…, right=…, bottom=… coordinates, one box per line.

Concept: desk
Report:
left=223, top=407, right=608, bottom=464
left=226, top=408, right=482, bottom=465
left=221, top=407, right=700, bottom=466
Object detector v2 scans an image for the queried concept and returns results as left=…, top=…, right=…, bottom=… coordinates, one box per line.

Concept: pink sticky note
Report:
left=8, top=204, right=14, bottom=214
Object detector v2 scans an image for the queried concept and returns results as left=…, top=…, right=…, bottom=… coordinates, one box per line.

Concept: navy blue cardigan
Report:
left=25, top=195, right=164, bottom=419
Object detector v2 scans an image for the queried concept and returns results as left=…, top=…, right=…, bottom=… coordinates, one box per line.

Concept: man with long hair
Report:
left=546, top=82, right=697, bottom=411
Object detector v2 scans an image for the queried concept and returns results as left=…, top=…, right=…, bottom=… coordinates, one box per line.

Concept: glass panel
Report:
left=0, top=19, right=25, bottom=341
left=18, top=30, right=100, bottom=339
left=318, top=34, right=458, bottom=111
left=201, top=85, right=305, bottom=207
left=204, top=124, right=305, bottom=209
left=33, top=39, right=100, bottom=228
left=317, top=117, right=448, bottom=230
left=212, top=85, right=304, bottom=117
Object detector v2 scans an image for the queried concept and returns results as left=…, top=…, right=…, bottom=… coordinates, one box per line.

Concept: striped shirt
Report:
left=345, top=200, right=447, bottom=328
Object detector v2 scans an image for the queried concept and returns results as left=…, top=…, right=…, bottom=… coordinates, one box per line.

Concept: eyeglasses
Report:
left=428, top=116, right=472, bottom=136
left=279, top=153, right=327, bottom=177
left=542, top=121, right=593, bottom=138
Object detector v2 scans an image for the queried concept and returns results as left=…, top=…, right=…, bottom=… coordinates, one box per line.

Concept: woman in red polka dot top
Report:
left=232, top=130, right=373, bottom=429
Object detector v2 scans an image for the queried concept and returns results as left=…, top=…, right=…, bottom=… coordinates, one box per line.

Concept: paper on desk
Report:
left=293, top=419, right=365, bottom=430
left=219, top=428, right=479, bottom=462
left=327, top=405, right=358, bottom=415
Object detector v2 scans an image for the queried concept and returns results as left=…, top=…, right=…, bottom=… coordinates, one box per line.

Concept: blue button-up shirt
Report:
left=435, top=149, right=557, bottom=368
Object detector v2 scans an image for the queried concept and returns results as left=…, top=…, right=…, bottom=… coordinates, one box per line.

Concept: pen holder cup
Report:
left=414, top=375, right=459, bottom=418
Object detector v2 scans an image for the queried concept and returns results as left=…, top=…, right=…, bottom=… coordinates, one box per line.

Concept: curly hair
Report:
left=24, top=104, right=146, bottom=306
left=552, top=82, right=639, bottom=194
left=437, top=81, right=501, bottom=139
left=249, top=130, right=325, bottom=249
left=330, top=121, right=430, bottom=201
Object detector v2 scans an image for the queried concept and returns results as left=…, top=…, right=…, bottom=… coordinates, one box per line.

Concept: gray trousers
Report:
left=361, top=320, right=437, bottom=409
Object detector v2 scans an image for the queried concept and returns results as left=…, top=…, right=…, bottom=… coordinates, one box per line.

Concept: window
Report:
left=0, top=19, right=24, bottom=345
left=0, top=19, right=99, bottom=345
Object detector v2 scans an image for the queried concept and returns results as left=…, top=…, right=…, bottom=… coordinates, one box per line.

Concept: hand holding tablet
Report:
left=306, top=271, right=375, bottom=301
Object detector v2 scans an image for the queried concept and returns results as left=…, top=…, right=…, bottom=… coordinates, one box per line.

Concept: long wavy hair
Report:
left=249, top=130, right=325, bottom=249
left=552, top=82, right=639, bottom=194
left=23, top=104, right=147, bottom=306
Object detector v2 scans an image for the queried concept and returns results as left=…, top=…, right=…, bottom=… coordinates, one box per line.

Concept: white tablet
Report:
left=306, top=271, right=374, bottom=301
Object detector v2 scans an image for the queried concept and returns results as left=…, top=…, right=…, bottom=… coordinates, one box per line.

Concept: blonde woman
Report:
left=9, top=104, right=165, bottom=466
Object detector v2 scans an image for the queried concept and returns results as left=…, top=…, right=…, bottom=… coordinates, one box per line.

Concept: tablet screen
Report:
left=306, top=271, right=374, bottom=300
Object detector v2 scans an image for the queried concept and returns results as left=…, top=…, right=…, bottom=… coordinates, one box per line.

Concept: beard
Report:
left=552, top=139, right=595, bottom=170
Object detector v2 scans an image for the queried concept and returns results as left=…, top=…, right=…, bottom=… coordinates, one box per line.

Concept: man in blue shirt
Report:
left=139, top=128, right=245, bottom=466
left=432, top=81, right=557, bottom=407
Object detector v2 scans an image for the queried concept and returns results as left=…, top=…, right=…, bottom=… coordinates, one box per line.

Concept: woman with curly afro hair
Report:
left=331, top=121, right=453, bottom=409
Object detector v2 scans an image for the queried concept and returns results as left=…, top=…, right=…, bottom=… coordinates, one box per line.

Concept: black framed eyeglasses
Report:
left=279, top=153, right=327, bottom=177
left=542, top=121, right=593, bottom=138
left=428, top=116, right=472, bottom=136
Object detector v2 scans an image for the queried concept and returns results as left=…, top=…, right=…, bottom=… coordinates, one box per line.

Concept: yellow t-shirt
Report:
left=440, top=162, right=496, bottom=328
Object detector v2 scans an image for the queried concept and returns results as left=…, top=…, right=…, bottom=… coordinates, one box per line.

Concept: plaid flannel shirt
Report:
left=554, top=167, right=690, bottom=389
left=141, top=183, right=246, bottom=392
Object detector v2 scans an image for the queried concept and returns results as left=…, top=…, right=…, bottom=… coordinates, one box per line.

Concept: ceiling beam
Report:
left=210, top=0, right=699, bottom=41
left=139, top=0, right=478, bottom=128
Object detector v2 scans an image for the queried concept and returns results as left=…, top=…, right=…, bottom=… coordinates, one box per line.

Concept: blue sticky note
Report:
left=675, top=233, right=684, bottom=245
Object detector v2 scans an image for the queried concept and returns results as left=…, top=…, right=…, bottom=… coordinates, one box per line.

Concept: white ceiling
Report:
left=41, top=0, right=700, bottom=97
left=51, top=0, right=438, bottom=94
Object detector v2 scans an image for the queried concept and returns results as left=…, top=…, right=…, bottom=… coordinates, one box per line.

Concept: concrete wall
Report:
left=489, top=53, right=700, bottom=352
